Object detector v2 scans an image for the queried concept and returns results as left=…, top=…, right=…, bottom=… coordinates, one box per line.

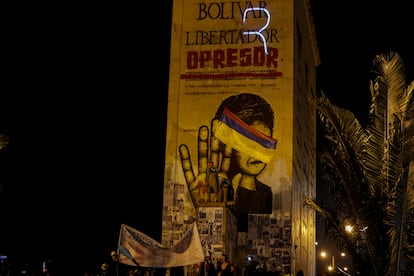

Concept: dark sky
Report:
left=0, top=1, right=412, bottom=274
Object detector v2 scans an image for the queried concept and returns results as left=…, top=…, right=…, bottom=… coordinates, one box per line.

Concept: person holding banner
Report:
left=179, top=92, right=276, bottom=231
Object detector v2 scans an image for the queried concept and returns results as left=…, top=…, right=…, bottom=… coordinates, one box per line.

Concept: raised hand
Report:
left=179, top=119, right=233, bottom=207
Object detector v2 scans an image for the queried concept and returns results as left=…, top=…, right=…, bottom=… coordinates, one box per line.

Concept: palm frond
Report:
left=309, top=52, right=414, bottom=275
left=366, top=52, right=407, bottom=197
left=311, top=94, right=385, bottom=274
left=403, top=80, right=414, bottom=165
left=368, top=52, right=414, bottom=275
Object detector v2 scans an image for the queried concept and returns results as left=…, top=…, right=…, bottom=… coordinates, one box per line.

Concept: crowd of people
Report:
left=198, top=255, right=235, bottom=276
left=0, top=252, right=305, bottom=276
left=197, top=255, right=305, bottom=276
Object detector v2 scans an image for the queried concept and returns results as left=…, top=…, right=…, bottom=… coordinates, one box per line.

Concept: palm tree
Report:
left=305, top=52, right=414, bottom=275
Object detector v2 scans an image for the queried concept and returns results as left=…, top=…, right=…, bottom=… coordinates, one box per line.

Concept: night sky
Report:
left=0, top=1, right=412, bottom=274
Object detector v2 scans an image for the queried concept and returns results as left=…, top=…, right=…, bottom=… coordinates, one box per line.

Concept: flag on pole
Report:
left=117, top=222, right=204, bottom=268
left=214, top=108, right=277, bottom=163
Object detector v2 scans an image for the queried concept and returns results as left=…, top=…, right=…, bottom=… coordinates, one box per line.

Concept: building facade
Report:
left=161, top=1, right=319, bottom=275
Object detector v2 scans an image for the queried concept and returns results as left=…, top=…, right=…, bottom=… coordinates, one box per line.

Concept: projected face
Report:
left=235, top=121, right=270, bottom=176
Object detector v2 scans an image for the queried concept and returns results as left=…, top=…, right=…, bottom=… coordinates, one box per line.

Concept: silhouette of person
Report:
left=179, top=93, right=276, bottom=231
left=200, top=256, right=217, bottom=276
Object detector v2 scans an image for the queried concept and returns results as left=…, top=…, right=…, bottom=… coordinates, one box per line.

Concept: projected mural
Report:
left=162, top=0, right=294, bottom=271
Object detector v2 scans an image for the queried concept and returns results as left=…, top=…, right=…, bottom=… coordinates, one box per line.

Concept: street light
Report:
left=320, top=251, right=334, bottom=272
left=345, top=224, right=353, bottom=233
left=320, top=250, right=349, bottom=275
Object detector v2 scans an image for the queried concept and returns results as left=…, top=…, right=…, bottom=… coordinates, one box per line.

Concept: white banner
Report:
left=118, top=222, right=204, bottom=268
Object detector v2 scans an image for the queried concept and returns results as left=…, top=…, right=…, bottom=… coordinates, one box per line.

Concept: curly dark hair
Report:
left=214, top=92, right=275, bottom=135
